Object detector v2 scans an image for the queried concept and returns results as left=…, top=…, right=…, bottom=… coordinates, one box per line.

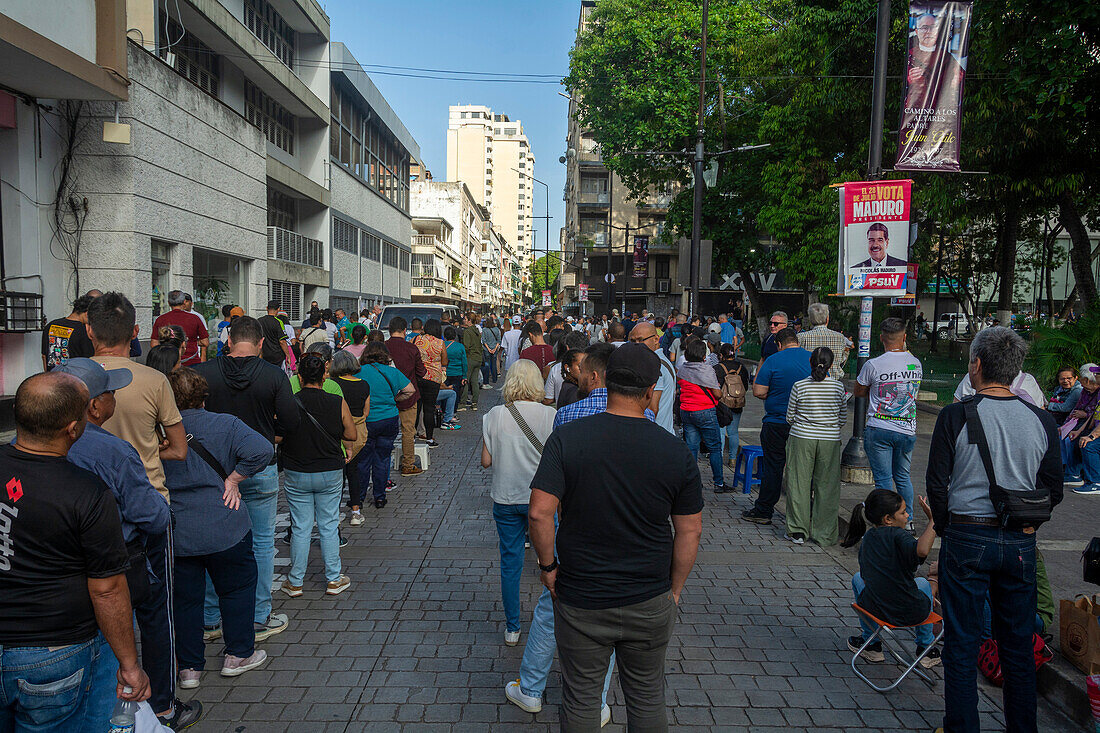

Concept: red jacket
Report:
left=386, top=337, right=426, bottom=411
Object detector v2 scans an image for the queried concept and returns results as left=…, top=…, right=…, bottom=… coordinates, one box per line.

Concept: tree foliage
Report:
left=529, top=254, right=563, bottom=296
left=565, top=0, right=1099, bottom=317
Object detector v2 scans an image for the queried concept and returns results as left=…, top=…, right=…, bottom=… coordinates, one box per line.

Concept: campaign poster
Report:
left=578, top=283, right=589, bottom=302
left=896, top=2, right=973, bottom=172
left=891, top=264, right=920, bottom=305
left=838, top=180, right=911, bottom=297
left=541, top=290, right=551, bottom=307
left=632, top=235, right=649, bottom=278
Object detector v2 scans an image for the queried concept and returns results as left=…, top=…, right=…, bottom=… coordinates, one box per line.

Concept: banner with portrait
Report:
left=541, top=290, right=551, bottom=307
left=578, top=283, right=589, bottom=302
left=837, top=180, right=912, bottom=297
left=896, top=1, right=973, bottom=172
left=631, top=235, right=649, bottom=278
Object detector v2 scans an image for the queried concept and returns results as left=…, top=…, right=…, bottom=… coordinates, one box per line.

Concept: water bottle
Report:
left=108, top=687, right=138, bottom=733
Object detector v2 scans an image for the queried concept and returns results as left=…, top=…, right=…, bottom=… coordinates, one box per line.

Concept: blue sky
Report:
left=324, top=0, right=578, bottom=255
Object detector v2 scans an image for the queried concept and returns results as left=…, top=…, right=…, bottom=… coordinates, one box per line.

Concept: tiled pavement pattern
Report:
left=182, top=385, right=1083, bottom=732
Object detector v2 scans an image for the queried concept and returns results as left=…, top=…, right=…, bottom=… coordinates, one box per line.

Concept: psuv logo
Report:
left=850, top=273, right=906, bottom=290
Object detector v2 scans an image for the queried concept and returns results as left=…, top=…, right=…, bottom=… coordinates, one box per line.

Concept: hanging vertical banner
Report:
left=578, top=283, right=589, bottom=302
left=631, top=235, right=649, bottom=278
left=838, top=180, right=912, bottom=297
left=896, top=1, right=973, bottom=172
left=541, top=290, right=551, bottom=307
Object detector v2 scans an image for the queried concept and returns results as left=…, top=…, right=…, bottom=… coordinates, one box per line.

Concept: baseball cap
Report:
left=512, top=315, right=522, bottom=325
left=229, top=306, right=246, bottom=318
left=605, top=342, right=660, bottom=390
left=1081, top=363, right=1100, bottom=380
left=705, top=331, right=722, bottom=346
left=708, top=322, right=722, bottom=334
left=53, top=357, right=132, bottom=398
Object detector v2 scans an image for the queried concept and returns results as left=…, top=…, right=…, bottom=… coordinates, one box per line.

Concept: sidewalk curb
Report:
left=835, top=510, right=1091, bottom=728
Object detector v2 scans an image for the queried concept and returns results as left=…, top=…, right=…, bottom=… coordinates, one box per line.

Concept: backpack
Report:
left=718, top=363, right=746, bottom=410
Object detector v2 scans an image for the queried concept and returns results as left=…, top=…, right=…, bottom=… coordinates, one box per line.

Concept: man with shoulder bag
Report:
left=926, top=327, right=1062, bottom=733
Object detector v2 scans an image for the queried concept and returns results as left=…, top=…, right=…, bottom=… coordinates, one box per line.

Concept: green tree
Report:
left=529, top=254, right=562, bottom=299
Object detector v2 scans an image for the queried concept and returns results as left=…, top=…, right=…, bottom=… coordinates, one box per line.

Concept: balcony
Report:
left=638, top=193, right=674, bottom=210
left=268, top=227, right=323, bottom=268
left=578, top=148, right=602, bottom=164
left=578, top=191, right=610, bottom=207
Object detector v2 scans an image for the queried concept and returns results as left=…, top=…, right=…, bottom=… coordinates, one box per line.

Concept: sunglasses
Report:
left=770, top=321, right=786, bottom=327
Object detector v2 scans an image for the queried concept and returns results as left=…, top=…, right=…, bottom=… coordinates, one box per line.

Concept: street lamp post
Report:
left=512, top=167, right=551, bottom=311
left=689, top=0, right=710, bottom=316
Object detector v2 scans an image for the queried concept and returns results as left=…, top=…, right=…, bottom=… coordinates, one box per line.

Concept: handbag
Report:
left=1085, top=537, right=1100, bottom=585
left=962, top=397, right=1052, bottom=529
left=506, top=402, right=544, bottom=455
left=704, top=381, right=733, bottom=428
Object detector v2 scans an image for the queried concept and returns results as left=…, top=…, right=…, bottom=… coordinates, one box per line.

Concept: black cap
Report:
left=606, top=342, right=660, bottom=389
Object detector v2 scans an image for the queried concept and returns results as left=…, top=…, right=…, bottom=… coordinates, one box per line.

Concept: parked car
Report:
left=377, top=303, right=460, bottom=331
left=931, top=312, right=976, bottom=340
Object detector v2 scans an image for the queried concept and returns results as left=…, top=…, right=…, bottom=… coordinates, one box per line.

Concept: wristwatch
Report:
left=538, top=559, right=559, bottom=573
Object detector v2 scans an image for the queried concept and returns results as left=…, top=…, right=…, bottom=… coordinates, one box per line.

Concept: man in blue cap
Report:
left=57, top=358, right=201, bottom=730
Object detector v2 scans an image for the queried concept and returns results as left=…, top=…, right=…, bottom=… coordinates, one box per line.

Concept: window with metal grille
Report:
left=246, top=81, right=294, bottom=154
left=268, top=280, right=301, bottom=321
left=244, top=0, right=294, bottom=68
left=411, top=254, right=433, bottom=277
left=400, top=250, right=410, bottom=272
left=333, top=218, right=358, bottom=254
left=267, top=189, right=296, bottom=231
left=330, top=296, right=357, bottom=315
left=383, top=243, right=398, bottom=268
left=159, top=18, right=220, bottom=97
left=361, top=232, right=381, bottom=261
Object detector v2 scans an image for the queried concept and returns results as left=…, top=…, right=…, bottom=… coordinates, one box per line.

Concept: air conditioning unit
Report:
left=657, top=279, right=671, bottom=293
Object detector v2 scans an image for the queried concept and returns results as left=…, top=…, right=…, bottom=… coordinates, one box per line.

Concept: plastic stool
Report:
left=850, top=603, right=943, bottom=692
left=391, top=443, right=430, bottom=471
left=733, top=445, right=764, bottom=494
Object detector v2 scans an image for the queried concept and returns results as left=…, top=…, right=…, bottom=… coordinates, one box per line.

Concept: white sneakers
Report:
left=504, top=630, right=521, bottom=646
left=221, top=650, right=268, bottom=677
left=349, top=511, right=364, bottom=526
left=178, top=669, right=201, bottom=689
left=504, top=680, right=611, bottom=726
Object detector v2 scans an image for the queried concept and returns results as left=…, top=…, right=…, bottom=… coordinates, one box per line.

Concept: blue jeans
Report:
left=852, top=572, right=933, bottom=647
left=1062, top=435, right=1082, bottom=479
left=0, top=633, right=117, bottom=732
left=1081, top=437, right=1100, bottom=483
left=520, top=588, right=614, bottom=704
left=285, top=469, right=344, bottom=585
left=356, top=416, right=399, bottom=506
left=175, top=532, right=257, bottom=670
left=481, top=354, right=499, bottom=383
left=493, top=502, right=528, bottom=632
left=681, top=408, right=724, bottom=485
left=437, top=388, right=457, bottom=424
left=723, top=410, right=742, bottom=459
left=940, top=525, right=1038, bottom=733
left=863, top=426, right=917, bottom=512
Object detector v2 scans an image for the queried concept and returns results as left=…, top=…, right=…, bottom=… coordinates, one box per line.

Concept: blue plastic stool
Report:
left=733, top=445, right=764, bottom=494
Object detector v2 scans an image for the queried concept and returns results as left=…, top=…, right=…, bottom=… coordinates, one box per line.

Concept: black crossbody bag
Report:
left=962, top=397, right=1052, bottom=530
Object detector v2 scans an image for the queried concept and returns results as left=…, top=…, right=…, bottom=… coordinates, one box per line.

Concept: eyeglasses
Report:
left=769, top=321, right=786, bottom=327
left=631, top=334, right=659, bottom=343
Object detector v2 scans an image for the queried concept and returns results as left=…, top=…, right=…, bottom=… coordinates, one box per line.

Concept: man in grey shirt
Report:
left=926, top=327, right=1061, bottom=733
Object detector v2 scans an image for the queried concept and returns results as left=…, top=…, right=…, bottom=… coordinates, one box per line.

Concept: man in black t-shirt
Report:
left=257, top=299, right=292, bottom=366
left=530, top=343, right=703, bottom=731
left=41, top=294, right=96, bottom=371
left=0, top=372, right=150, bottom=727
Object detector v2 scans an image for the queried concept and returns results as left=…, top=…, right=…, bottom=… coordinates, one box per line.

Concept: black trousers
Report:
left=135, top=528, right=175, bottom=713
left=417, top=381, right=441, bottom=439
left=752, top=421, right=791, bottom=517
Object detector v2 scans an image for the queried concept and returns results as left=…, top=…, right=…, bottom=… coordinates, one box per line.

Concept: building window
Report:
left=244, top=0, right=294, bottom=68
left=333, top=218, right=358, bottom=254
left=361, top=232, right=381, bottom=261
left=267, top=189, right=296, bottom=231
left=331, top=82, right=410, bottom=211
left=655, top=256, right=670, bottom=279
left=504, top=128, right=516, bottom=135
left=383, top=243, right=399, bottom=268
left=246, top=81, right=294, bottom=154
left=400, top=250, right=410, bottom=272
left=159, top=18, right=219, bottom=97
left=268, top=279, right=301, bottom=321
left=330, top=295, right=358, bottom=315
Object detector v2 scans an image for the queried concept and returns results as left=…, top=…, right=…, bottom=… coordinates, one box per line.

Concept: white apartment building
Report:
left=445, top=104, right=534, bottom=295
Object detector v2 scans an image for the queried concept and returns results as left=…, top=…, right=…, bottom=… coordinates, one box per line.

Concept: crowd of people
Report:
left=4, top=290, right=1075, bottom=731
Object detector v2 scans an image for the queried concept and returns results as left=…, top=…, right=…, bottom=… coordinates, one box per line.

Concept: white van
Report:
left=377, top=303, right=460, bottom=331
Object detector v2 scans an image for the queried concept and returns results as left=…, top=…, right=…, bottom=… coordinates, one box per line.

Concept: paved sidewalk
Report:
left=181, top=384, right=1082, bottom=731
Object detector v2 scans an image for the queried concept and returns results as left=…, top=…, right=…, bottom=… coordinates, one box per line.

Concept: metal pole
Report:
left=842, top=0, right=891, bottom=474
left=931, top=227, right=944, bottom=352
left=688, top=0, right=709, bottom=317
left=606, top=222, right=614, bottom=312
left=623, top=224, right=630, bottom=316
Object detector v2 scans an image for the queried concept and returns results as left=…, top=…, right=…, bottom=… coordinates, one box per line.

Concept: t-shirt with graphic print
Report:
left=857, top=350, right=922, bottom=435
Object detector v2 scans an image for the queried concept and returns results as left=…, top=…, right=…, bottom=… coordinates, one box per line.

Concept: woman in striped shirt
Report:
left=785, top=347, right=849, bottom=546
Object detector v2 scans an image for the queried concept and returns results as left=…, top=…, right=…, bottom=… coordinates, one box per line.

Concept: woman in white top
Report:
left=481, top=359, right=556, bottom=646
left=785, top=346, right=849, bottom=547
